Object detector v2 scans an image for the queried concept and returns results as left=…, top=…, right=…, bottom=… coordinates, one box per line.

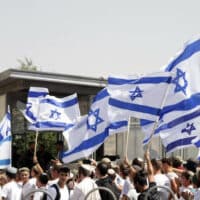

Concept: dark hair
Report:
left=38, top=173, right=49, bottom=185
left=181, top=171, right=194, bottom=182
left=161, top=157, right=172, bottom=166
left=151, top=159, right=162, bottom=171
left=132, top=157, right=144, bottom=168
left=6, top=171, right=16, bottom=179
left=119, top=163, right=130, bottom=177
left=134, top=170, right=148, bottom=186
left=59, top=166, right=70, bottom=174
left=96, top=162, right=108, bottom=176
left=78, top=166, right=91, bottom=177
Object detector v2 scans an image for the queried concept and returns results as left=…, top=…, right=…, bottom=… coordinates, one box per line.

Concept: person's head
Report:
left=31, top=165, right=40, bottom=178
left=171, top=156, right=183, bottom=169
left=28, top=141, right=35, bottom=151
left=192, top=173, right=200, bottom=188
left=6, top=167, right=17, bottom=180
left=151, top=159, right=162, bottom=174
left=19, top=167, right=30, bottom=183
left=119, top=163, right=130, bottom=179
left=58, top=166, right=70, bottom=185
left=133, top=170, right=148, bottom=193
left=180, top=171, right=193, bottom=187
left=56, top=141, right=64, bottom=152
left=0, top=173, right=7, bottom=186
left=95, top=162, right=108, bottom=178
left=161, top=157, right=172, bottom=173
left=50, top=164, right=61, bottom=179
left=78, top=164, right=93, bottom=181
left=132, top=157, right=144, bottom=169
left=36, top=173, right=49, bottom=188
left=183, top=159, right=197, bottom=173
left=101, top=157, right=111, bottom=168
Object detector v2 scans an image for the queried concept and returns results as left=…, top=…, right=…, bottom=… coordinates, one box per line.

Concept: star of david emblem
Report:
left=49, top=109, right=61, bottom=120
left=129, top=86, right=143, bottom=101
left=172, top=68, right=188, bottom=95
left=87, top=108, right=104, bottom=132
left=181, top=123, right=196, bottom=135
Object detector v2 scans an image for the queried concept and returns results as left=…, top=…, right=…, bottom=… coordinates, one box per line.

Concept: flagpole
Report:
left=34, top=130, right=39, bottom=157
left=125, top=117, right=131, bottom=157
left=146, top=74, right=173, bottom=150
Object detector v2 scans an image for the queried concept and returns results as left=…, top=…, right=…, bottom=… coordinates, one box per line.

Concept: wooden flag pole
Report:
left=34, top=130, right=39, bottom=157
left=125, top=117, right=131, bottom=157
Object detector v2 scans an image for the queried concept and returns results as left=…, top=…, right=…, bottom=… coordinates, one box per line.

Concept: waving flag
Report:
left=107, top=72, right=172, bottom=122
left=22, top=87, right=49, bottom=123
left=144, top=35, right=200, bottom=152
left=29, top=93, right=80, bottom=131
left=0, top=108, right=12, bottom=168
left=62, top=88, right=127, bottom=163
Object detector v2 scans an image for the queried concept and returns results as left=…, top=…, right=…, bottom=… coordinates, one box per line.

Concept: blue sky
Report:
left=1, top=0, right=200, bottom=78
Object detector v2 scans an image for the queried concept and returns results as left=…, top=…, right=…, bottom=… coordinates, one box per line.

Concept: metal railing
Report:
left=84, top=186, right=117, bottom=200
left=24, top=188, right=54, bottom=200
left=144, top=185, right=178, bottom=200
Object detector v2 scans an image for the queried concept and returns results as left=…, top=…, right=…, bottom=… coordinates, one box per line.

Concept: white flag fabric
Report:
left=142, top=36, right=200, bottom=152
left=22, top=87, right=49, bottom=123
left=29, top=93, right=80, bottom=131
left=62, top=88, right=127, bottom=163
left=107, top=72, right=172, bottom=122
left=0, top=109, right=12, bottom=169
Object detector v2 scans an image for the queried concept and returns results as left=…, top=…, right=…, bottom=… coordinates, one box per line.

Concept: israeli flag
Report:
left=62, top=88, right=127, bottom=163
left=107, top=72, right=172, bottom=122
left=143, top=35, right=200, bottom=152
left=29, top=93, right=80, bottom=131
left=23, top=87, right=49, bottom=123
left=0, top=108, right=12, bottom=168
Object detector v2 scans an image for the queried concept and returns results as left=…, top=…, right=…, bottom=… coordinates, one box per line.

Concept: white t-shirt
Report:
left=47, top=183, right=69, bottom=200
left=1, top=180, right=22, bottom=200
left=179, top=185, right=193, bottom=200
left=21, top=180, right=35, bottom=200
left=154, top=173, right=171, bottom=199
left=70, top=177, right=101, bottom=200
left=121, top=177, right=134, bottom=196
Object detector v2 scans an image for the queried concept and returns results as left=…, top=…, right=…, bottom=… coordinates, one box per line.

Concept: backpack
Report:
left=42, top=184, right=61, bottom=200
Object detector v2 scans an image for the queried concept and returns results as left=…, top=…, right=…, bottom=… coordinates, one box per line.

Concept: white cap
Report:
left=81, top=164, right=95, bottom=173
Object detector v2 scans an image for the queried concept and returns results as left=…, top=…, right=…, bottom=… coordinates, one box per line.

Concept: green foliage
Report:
left=17, top=57, right=38, bottom=71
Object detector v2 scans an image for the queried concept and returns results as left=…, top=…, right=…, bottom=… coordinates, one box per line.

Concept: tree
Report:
left=17, top=57, right=38, bottom=71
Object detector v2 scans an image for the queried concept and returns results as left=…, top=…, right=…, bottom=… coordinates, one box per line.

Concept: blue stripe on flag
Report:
left=135, top=76, right=172, bottom=84
left=0, top=159, right=11, bottom=165
left=34, top=122, right=74, bottom=129
left=92, top=89, right=109, bottom=104
left=166, top=136, right=196, bottom=152
left=156, top=109, right=200, bottom=134
left=28, top=91, right=48, bottom=98
left=109, top=121, right=128, bottom=130
left=25, top=110, right=36, bottom=122
left=108, top=76, right=171, bottom=85
left=109, top=98, right=161, bottom=116
left=108, top=77, right=138, bottom=85
left=161, top=93, right=200, bottom=117
left=0, top=136, right=12, bottom=145
left=166, top=39, right=200, bottom=71
left=40, top=97, right=78, bottom=108
left=62, top=128, right=109, bottom=158
left=140, top=119, right=154, bottom=126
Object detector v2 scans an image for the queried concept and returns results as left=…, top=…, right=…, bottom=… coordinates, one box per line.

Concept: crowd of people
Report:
left=1, top=142, right=200, bottom=200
